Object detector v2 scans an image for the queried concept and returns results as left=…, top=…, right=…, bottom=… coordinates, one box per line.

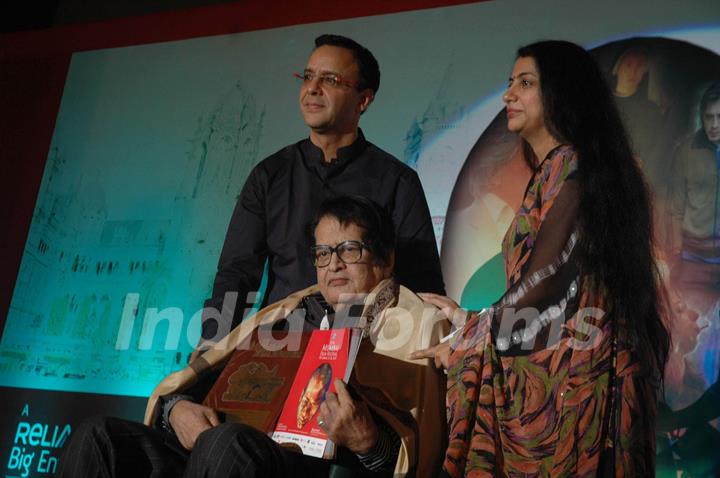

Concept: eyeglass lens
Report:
left=313, top=242, right=363, bottom=267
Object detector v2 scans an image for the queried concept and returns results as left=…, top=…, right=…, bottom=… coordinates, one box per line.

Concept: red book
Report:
left=271, top=327, right=362, bottom=458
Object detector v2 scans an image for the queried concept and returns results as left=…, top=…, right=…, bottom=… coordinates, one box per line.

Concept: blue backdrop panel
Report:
left=2, top=0, right=719, bottom=476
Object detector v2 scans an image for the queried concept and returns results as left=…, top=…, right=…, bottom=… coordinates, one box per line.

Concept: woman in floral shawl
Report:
left=414, top=40, right=670, bottom=477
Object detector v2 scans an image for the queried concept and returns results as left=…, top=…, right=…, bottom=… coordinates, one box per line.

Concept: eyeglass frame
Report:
left=293, top=70, right=361, bottom=90
left=311, top=240, right=370, bottom=267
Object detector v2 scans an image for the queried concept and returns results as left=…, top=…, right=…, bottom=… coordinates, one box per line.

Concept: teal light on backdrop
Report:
left=1, top=0, right=718, bottom=409
left=460, top=253, right=505, bottom=310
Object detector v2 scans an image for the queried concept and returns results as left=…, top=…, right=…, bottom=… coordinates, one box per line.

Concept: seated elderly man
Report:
left=58, top=195, right=447, bottom=478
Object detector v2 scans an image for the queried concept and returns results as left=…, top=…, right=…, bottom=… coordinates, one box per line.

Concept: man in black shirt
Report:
left=200, top=34, right=444, bottom=346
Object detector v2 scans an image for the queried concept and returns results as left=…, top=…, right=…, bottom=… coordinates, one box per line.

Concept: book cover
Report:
left=271, top=327, right=362, bottom=458
left=203, top=330, right=310, bottom=433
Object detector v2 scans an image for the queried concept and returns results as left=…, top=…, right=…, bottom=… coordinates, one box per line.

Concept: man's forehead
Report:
left=621, top=52, right=647, bottom=65
left=704, top=99, right=720, bottom=114
left=305, top=45, right=358, bottom=73
left=314, top=230, right=364, bottom=242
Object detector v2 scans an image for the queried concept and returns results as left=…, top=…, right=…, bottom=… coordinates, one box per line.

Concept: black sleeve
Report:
left=158, top=393, right=194, bottom=432
left=201, top=165, right=268, bottom=341
left=355, top=414, right=401, bottom=472
left=392, top=170, right=446, bottom=295
left=155, top=370, right=219, bottom=431
left=489, top=178, right=582, bottom=354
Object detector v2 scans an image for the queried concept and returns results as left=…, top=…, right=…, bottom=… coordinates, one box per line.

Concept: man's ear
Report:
left=358, top=89, right=374, bottom=115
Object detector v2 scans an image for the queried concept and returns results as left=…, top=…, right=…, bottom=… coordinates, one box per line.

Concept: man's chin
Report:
left=326, top=286, right=370, bottom=308
left=303, top=116, right=329, bottom=131
left=326, top=285, right=349, bottom=301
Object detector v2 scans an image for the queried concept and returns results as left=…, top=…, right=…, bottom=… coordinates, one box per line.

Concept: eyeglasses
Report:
left=293, top=71, right=359, bottom=89
left=311, top=241, right=367, bottom=267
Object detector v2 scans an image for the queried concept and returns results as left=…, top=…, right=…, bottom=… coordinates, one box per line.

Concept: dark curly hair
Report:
left=311, top=195, right=395, bottom=266
left=516, top=40, right=670, bottom=381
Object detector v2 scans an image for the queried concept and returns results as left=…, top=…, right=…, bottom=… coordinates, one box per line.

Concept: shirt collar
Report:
left=300, top=129, right=368, bottom=177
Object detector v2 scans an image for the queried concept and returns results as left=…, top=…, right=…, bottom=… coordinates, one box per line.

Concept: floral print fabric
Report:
left=443, top=145, right=655, bottom=477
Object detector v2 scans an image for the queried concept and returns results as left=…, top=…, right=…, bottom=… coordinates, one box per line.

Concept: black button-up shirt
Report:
left=202, top=130, right=444, bottom=339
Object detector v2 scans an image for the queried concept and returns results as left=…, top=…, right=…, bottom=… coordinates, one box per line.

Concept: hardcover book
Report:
left=203, top=329, right=310, bottom=433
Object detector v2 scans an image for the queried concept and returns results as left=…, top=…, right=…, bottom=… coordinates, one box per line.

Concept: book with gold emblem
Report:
left=203, top=329, right=311, bottom=433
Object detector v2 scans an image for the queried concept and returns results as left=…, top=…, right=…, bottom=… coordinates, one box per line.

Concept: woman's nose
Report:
left=502, top=88, right=515, bottom=103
